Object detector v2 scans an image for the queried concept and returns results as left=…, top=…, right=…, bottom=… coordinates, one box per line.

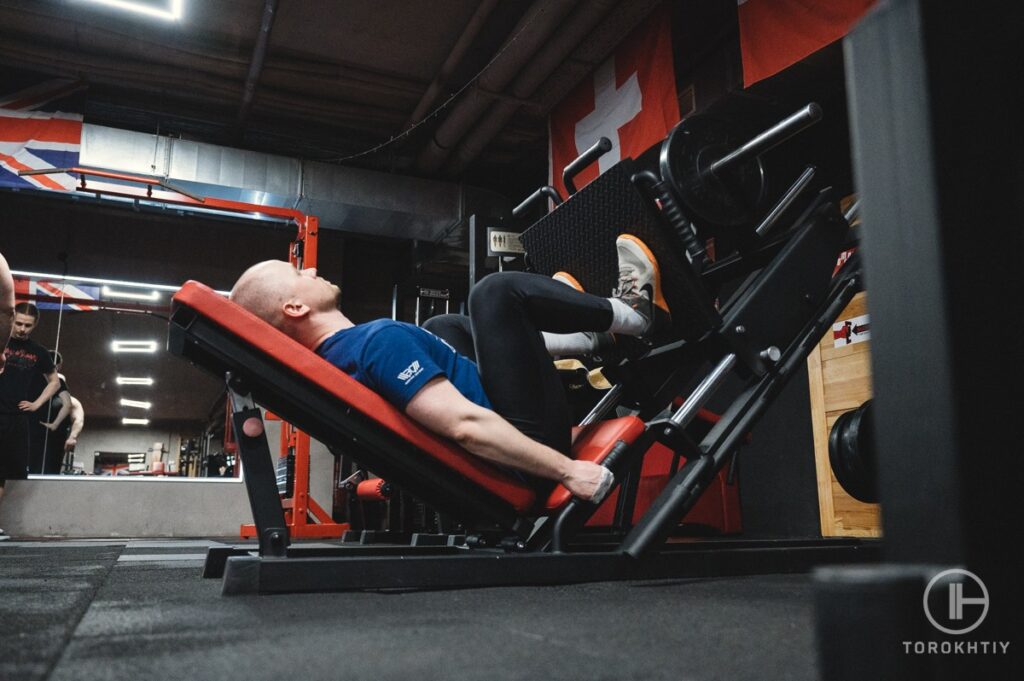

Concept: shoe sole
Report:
left=552, top=271, right=585, bottom=292
left=617, top=234, right=670, bottom=316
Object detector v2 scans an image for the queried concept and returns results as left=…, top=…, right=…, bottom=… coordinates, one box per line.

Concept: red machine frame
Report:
left=20, top=165, right=347, bottom=539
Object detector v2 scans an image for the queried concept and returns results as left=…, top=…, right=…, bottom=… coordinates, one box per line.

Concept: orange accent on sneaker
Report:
left=617, top=233, right=669, bottom=315
left=552, top=271, right=585, bottom=292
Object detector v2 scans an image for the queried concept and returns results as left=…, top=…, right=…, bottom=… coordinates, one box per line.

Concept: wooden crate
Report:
left=806, top=291, right=882, bottom=537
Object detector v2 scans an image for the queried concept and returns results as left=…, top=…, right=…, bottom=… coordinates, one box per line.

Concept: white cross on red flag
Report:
left=548, top=6, right=679, bottom=199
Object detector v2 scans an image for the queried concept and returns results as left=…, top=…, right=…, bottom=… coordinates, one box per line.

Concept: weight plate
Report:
left=659, top=114, right=767, bottom=231
left=828, top=401, right=878, bottom=504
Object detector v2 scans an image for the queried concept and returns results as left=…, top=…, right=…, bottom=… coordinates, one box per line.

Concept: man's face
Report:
left=11, top=312, right=37, bottom=340
left=291, top=266, right=341, bottom=312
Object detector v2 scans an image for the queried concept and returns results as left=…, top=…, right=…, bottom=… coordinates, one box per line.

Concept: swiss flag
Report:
left=738, top=0, right=876, bottom=87
left=548, top=5, right=679, bottom=199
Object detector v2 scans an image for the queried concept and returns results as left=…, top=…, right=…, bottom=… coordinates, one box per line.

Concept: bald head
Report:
left=230, top=260, right=297, bottom=328
left=230, top=260, right=347, bottom=348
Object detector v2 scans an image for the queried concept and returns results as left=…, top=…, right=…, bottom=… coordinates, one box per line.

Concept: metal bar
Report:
left=563, top=136, right=611, bottom=195
left=669, top=354, right=737, bottom=426
left=622, top=276, right=861, bottom=559
left=578, top=383, right=624, bottom=426
left=843, top=199, right=861, bottom=224
left=512, top=185, right=563, bottom=218
left=204, top=543, right=465, bottom=579
left=708, top=103, right=823, bottom=177
left=230, top=405, right=289, bottom=558
left=220, top=539, right=880, bottom=595
left=755, top=165, right=817, bottom=237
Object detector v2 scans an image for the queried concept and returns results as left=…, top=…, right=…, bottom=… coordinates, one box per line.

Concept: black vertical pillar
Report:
left=818, top=1, right=1022, bottom=678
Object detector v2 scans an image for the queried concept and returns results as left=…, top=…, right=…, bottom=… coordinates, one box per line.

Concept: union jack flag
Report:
left=13, top=277, right=100, bottom=312
left=0, top=78, right=87, bottom=192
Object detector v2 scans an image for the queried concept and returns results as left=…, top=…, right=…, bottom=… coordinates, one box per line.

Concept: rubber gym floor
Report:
left=0, top=538, right=826, bottom=681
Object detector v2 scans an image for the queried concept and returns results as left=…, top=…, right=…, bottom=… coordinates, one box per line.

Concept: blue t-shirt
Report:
left=316, top=319, right=492, bottom=411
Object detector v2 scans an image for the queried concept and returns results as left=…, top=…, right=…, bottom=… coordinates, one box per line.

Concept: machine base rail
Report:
left=218, top=538, right=881, bottom=595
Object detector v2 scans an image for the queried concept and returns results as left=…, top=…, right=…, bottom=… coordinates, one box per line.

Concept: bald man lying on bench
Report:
left=230, top=234, right=671, bottom=503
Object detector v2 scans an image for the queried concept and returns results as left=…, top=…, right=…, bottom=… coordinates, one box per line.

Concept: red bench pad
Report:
left=174, top=281, right=538, bottom=512
left=544, top=416, right=645, bottom=510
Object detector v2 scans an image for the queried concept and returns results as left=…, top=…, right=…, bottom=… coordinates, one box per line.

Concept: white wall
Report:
left=2, top=421, right=338, bottom=538
left=72, top=425, right=185, bottom=474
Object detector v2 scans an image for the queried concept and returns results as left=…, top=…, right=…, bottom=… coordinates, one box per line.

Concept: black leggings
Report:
left=423, top=272, right=613, bottom=455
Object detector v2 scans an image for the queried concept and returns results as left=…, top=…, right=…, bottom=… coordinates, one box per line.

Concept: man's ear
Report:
left=281, top=298, right=310, bottom=320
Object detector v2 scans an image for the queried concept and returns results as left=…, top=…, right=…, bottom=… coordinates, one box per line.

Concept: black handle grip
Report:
left=563, top=136, right=612, bottom=195
left=512, top=185, right=563, bottom=219
left=633, top=170, right=707, bottom=271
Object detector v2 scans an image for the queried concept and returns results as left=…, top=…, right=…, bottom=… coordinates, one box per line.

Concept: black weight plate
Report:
left=828, top=402, right=878, bottom=504
left=660, top=114, right=766, bottom=231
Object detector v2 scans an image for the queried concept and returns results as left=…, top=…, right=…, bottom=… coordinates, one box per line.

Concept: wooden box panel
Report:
left=806, top=292, right=882, bottom=537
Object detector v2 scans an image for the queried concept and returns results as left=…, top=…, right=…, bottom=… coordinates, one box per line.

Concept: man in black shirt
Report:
left=1, top=302, right=61, bottom=538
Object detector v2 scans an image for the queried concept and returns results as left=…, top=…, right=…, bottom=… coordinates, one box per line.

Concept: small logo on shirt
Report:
left=397, top=360, right=423, bottom=385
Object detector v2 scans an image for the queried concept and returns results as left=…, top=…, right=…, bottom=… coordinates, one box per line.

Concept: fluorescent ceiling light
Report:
left=11, top=270, right=230, bottom=297
left=102, top=286, right=160, bottom=301
left=121, top=418, right=151, bottom=426
left=111, top=340, right=158, bottom=353
left=80, top=0, right=183, bottom=21
left=116, top=376, right=154, bottom=386
left=120, top=398, right=153, bottom=409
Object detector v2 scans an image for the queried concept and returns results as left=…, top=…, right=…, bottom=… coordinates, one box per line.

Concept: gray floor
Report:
left=1, top=539, right=822, bottom=681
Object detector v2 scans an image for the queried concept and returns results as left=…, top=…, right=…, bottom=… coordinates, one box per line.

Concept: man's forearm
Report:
left=32, top=375, right=62, bottom=409
left=453, top=409, right=571, bottom=482
left=68, top=410, right=84, bottom=439
left=46, top=391, right=73, bottom=427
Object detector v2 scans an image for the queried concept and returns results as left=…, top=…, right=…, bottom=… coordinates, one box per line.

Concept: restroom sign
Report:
left=487, top=228, right=525, bottom=256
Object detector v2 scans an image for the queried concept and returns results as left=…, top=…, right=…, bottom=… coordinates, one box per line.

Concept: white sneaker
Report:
left=613, top=234, right=672, bottom=337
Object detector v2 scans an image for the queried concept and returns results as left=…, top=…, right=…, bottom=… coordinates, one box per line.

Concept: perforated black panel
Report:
left=521, top=161, right=719, bottom=340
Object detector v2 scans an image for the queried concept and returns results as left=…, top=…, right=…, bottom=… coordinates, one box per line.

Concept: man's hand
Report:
left=0, top=353, right=5, bottom=374
left=18, top=400, right=41, bottom=412
left=64, top=436, right=77, bottom=452
left=40, top=421, right=58, bottom=431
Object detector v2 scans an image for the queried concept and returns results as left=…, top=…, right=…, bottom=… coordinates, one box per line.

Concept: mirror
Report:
left=1, top=188, right=330, bottom=481
left=10, top=270, right=232, bottom=478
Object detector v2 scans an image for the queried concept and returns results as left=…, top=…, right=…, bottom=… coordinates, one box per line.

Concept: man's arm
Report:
left=41, top=389, right=73, bottom=429
left=0, top=253, right=14, bottom=372
left=20, top=370, right=61, bottom=412
left=404, top=376, right=610, bottom=501
left=64, top=396, right=84, bottom=452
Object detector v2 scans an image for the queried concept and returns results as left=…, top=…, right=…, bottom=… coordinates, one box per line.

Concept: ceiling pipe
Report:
left=448, top=0, right=665, bottom=175
left=444, top=0, right=617, bottom=175
left=527, top=0, right=665, bottom=118
left=415, top=0, right=579, bottom=174
left=403, top=0, right=500, bottom=129
left=235, top=0, right=279, bottom=140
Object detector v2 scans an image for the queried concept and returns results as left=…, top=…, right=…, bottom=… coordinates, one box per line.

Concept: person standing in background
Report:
left=0, top=301, right=61, bottom=540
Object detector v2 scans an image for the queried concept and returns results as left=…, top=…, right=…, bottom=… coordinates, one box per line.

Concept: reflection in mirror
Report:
left=10, top=270, right=235, bottom=480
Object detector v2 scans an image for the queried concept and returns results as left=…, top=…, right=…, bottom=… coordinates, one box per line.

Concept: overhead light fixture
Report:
left=120, top=398, right=153, bottom=409
left=111, top=340, right=158, bottom=353
left=122, top=418, right=151, bottom=426
left=80, top=0, right=184, bottom=21
left=102, top=286, right=160, bottom=301
left=11, top=270, right=230, bottom=297
left=116, top=376, right=154, bottom=386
